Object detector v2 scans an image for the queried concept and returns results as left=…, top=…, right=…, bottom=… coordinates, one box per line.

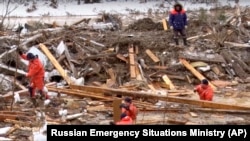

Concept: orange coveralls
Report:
left=195, top=84, right=214, bottom=101
left=116, top=116, right=133, bottom=125
left=121, top=103, right=138, bottom=123
left=21, top=54, right=46, bottom=98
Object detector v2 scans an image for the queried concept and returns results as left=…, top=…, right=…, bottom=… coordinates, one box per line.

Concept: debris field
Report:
left=0, top=4, right=250, bottom=141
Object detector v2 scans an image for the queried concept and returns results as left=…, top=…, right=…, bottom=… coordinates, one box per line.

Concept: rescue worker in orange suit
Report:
left=168, top=3, right=188, bottom=46
left=18, top=50, right=49, bottom=100
left=194, top=79, right=213, bottom=101
left=120, top=97, right=138, bottom=124
left=110, top=113, right=133, bottom=125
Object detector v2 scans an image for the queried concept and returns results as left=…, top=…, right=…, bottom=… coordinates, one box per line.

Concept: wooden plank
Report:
left=147, top=84, right=156, bottom=92
left=64, top=44, right=77, bottom=78
left=162, top=75, right=175, bottom=90
left=162, top=19, right=168, bottom=30
left=179, top=53, right=226, bottom=63
left=145, top=49, right=160, bottom=63
left=129, top=46, right=136, bottom=79
left=116, top=54, right=128, bottom=63
left=179, top=58, right=216, bottom=90
left=135, top=64, right=143, bottom=80
left=107, top=68, right=116, bottom=81
left=69, top=84, right=250, bottom=110
left=187, top=32, right=212, bottom=41
left=130, top=65, right=136, bottom=78
left=2, top=82, right=56, bottom=100
left=189, top=112, right=198, bottom=117
left=39, top=43, right=72, bottom=85
left=113, top=99, right=122, bottom=123
left=135, top=45, right=139, bottom=54
left=129, top=54, right=135, bottom=65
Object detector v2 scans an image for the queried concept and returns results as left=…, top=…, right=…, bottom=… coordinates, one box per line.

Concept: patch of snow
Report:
left=0, top=127, right=12, bottom=136
left=1, top=1, right=249, bottom=18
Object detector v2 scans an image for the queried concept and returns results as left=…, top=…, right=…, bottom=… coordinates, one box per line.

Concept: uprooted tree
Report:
left=0, top=0, right=18, bottom=31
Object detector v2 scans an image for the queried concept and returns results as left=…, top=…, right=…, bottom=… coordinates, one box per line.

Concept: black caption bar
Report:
left=47, top=125, right=250, bottom=140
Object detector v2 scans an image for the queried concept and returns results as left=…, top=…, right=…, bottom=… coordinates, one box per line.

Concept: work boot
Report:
left=174, top=39, right=179, bottom=46
left=31, top=97, right=38, bottom=107
left=183, top=38, right=188, bottom=46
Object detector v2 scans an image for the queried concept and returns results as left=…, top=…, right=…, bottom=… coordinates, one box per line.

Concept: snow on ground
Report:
left=1, top=0, right=250, bottom=17
left=1, top=0, right=250, bottom=28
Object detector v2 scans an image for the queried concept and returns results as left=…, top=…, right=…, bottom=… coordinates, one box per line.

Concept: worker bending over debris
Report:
left=110, top=113, right=133, bottom=125
left=120, top=97, right=138, bottom=124
left=194, top=79, right=214, bottom=101
left=18, top=49, right=49, bottom=101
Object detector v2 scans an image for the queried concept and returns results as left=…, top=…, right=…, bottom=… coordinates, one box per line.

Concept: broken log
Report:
left=187, top=32, right=212, bottom=41
left=221, top=50, right=249, bottom=78
left=0, top=114, right=34, bottom=121
left=79, top=37, right=105, bottom=48
left=84, top=53, right=116, bottom=60
left=224, top=41, right=250, bottom=48
left=0, top=63, right=27, bottom=75
left=116, top=54, right=128, bottom=63
left=229, top=51, right=250, bottom=73
left=39, top=43, right=73, bottom=85
left=0, top=47, right=16, bottom=59
left=191, top=108, right=250, bottom=114
left=68, top=84, right=250, bottom=110
left=4, top=119, right=34, bottom=127
left=179, top=59, right=216, bottom=90
left=179, top=52, right=226, bottom=63
left=66, top=113, right=85, bottom=120
left=64, top=44, right=78, bottom=78
left=2, top=82, right=56, bottom=100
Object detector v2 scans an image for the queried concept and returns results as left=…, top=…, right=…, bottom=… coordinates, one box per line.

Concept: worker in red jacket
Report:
left=120, top=97, right=138, bottom=123
left=194, top=79, right=213, bottom=101
left=110, top=113, right=133, bottom=125
left=18, top=50, right=49, bottom=100
left=168, top=3, right=188, bottom=46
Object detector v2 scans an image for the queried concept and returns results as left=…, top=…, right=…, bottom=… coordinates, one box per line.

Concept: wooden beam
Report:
left=145, top=49, right=160, bottom=63
left=69, top=84, right=250, bottom=110
left=179, top=53, right=226, bottom=63
left=129, top=46, right=136, bottom=79
left=162, top=19, right=168, bottom=30
left=179, top=58, right=216, bottom=90
left=2, top=82, right=56, bottom=100
left=64, top=44, right=77, bottom=78
left=39, top=43, right=72, bottom=85
left=162, top=75, right=175, bottom=90
left=47, top=86, right=112, bottom=101
left=113, top=99, right=122, bottom=123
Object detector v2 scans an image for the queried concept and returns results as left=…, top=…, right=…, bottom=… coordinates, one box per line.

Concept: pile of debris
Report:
left=0, top=6, right=250, bottom=140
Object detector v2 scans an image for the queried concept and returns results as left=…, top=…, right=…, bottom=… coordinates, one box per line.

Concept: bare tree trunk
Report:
left=0, top=0, right=18, bottom=31
left=78, top=0, right=81, bottom=5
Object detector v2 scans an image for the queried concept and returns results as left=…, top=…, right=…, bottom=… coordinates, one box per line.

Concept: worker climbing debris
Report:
left=17, top=48, right=49, bottom=107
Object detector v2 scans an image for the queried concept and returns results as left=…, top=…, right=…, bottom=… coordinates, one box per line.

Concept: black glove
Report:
left=109, top=121, right=115, bottom=125
left=17, top=48, right=23, bottom=55
left=120, top=103, right=129, bottom=110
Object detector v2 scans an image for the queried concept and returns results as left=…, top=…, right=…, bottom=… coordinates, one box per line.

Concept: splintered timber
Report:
left=50, top=128, right=226, bottom=138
